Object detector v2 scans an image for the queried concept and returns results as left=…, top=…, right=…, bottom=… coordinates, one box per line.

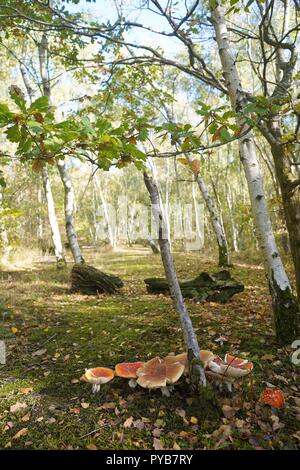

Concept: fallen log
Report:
left=71, top=264, right=123, bottom=295
left=144, top=270, right=244, bottom=303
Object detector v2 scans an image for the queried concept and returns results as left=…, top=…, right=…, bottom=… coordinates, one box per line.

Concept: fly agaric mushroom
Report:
left=260, top=388, right=285, bottom=409
left=115, top=362, right=144, bottom=388
left=215, top=336, right=228, bottom=346
left=207, top=354, right=253, bottom=392
left=136, top=356, right=185, bottom=396
left=164, top=352, right=188, bottom=373
left=199, top=350, right=216, bottom=369
left=80, top=367, right=114, bottom=393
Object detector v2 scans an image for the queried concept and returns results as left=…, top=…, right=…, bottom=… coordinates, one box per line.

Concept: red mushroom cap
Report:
left=81, top=367, right=114, bottom=385
left=224, top=354, right=249, bottom=368
left=115, top=362, right=144, bottom=379
left=260, top=388, right=285, bottom=409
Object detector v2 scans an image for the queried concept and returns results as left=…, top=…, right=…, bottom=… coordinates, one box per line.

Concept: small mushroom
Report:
left=260, top=388, right=285, bottom=409
left=199, top=350, right=216, bottom=369
left=207, top=355, right=253, bottom=392
left=215, top=336, right=228, bottom=346
left=115, top=362, right=144, bottom=388
left=80, top=367, right=114, bottom=393
left=136, top=356, right=185, bottom=396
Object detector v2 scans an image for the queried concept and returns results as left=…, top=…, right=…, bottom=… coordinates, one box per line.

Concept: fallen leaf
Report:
left=13, top=428, right=28, bottom=439
left=123, top=416, right=134, bottom=428
left=190, top=416, right=198, bottom=425
left=32, top=349, right=47, bottom=357
left=21, top=413, right=31, bottom=422
left=153, top=438, right=164, bottom=450
left=86, top=444, right=98, bottom=450
left=10, top=402, right=27, bottom=414
left=133, top=419, right=145, bottom=430
left=261, top=354, right=276, bottom=361
left=19, top=388, right=33, bottom=395
left=11, top=327, right=18, bottom=334
left=222, top=405, right=236, bottom=419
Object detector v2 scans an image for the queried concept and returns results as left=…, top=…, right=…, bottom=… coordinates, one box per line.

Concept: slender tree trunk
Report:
left=37, top=184, right=44, bottom=253
left=186, top=155, right=231, bottom=266
left=57, top=159, right=84, bottom=264
left=38, top=31, right=83, bottom=265
left=94, top=173, right=116, bottom=249
left=192, top=180, right=202, bottom=244
left=143, top=171, right=206, bottom=387
left=41, top=167, right=65, bottom=267
left=211, top=2, right=299, bottom=344
left=226, top=186, right=239, bottom=252
left=0, top=191, right=11, bottom=263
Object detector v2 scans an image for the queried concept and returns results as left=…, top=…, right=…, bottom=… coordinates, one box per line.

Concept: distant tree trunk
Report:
left=41, top=167, right=65, bottom=267
left=186, top=155, right=231, bottom=267
left=0, top=191, right=11, bottom=263
left=211, top=2, right=299, bottom=344
left=192, top=180, right=202, bottom=245
left=37, top=184, right=44, bottom=253
left=143, top=171, right=206, bottom=387
left=57, top=159, right=84, bottom=264
left=226, top=186, right=239, bottom=252
left=94, top=173, right=116, bottom=249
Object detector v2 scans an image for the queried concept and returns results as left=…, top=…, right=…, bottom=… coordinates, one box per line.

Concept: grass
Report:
left=0, top=247, right=299, bottom=450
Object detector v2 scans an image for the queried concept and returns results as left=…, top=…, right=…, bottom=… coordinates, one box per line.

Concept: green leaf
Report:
left=5, top=124, right=21, bottom=142
left=220, top=128, right=232, bottom=142
left=29, top=96, right=49, bottom=112
left=27, top=120, right=44, bottom=134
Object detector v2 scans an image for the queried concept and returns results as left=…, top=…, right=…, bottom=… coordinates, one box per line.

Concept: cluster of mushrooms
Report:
left=81, top=350, right=254, bottom=395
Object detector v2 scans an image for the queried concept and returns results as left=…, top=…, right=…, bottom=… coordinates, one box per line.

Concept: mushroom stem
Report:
left=92, top=383, right=101, bottom=393
left=160, top=386, right=171, bottom=397
left=128, top=378, right=137, bottom=389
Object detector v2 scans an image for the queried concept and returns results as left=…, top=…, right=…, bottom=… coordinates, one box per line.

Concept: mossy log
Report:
left=71, top=264, right=123, bottom=295
left=144, top=270, right=244, bottom=303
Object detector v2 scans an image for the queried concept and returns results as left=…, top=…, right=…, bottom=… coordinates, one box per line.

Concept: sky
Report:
left=62, top=0, right=183, bottom=56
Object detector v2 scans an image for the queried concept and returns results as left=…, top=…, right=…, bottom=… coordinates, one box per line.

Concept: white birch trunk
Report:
left=37, top=184, right=44, bottom=252
left=94, top=173, right=116, bottom=249
left=57, top=159, right=84, bottom=264
left=211, top=2, right=299, bottom=344
left=41, top=167, right=65, bottom=266
left=186, top=155, right=230, bottom=266
left=144, top=171, right=206, bottom=387
left=0, top=191, right=11, bottom=263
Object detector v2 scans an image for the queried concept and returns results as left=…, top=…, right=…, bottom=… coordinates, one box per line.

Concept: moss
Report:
left=270, top=272, right=300, bottom=345
left=0, top=249, right=299, bottom=449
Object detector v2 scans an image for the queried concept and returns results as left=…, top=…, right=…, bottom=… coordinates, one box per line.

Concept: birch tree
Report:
left=210, top=1, right=299, bottom=343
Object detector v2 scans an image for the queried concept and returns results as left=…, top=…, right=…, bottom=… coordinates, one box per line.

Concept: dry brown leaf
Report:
left=86, top=444, right=98, bottom=450
left=19, top=387, right=33, bottom=395
left=123, top=416, right=134, bottom=428
left=13, top=428, right=28, bottom=439
left=222, top=405, right=236, bottom=419
left=10, top=402, right=27, bottom=414
left=153, top=438, right=164, bottom=450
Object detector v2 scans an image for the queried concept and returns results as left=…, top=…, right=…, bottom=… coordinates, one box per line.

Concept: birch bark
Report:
left=211, top=2, right=299, bottom=343
left=144, top=171, right=206, bottom=386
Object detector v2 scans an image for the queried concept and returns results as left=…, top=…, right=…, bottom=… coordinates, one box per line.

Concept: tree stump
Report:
left=144, top=270, right=244, bottom=303
left=71, top=264, right=123, bottom=295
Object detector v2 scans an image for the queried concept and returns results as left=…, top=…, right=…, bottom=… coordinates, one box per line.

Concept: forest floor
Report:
left=0, top=247, right=299, bottom=450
